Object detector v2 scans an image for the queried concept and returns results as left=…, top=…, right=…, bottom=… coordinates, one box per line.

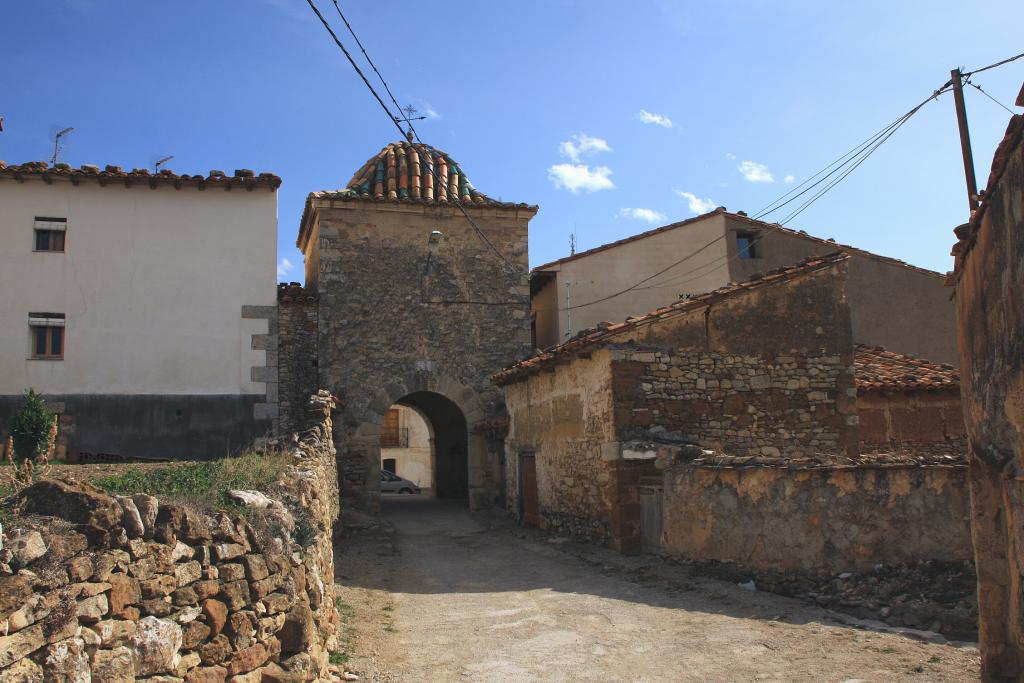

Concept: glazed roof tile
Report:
left=854, top=344, right=959, bottom=392
left=532, top=208, right=943, bottom=278
left=0, top=160, right=281, bottom=191
left=494, top=252, right=850, bottom=385
left=311, top=141, right=535, bottom=209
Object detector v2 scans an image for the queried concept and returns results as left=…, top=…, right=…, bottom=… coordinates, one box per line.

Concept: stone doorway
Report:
left=383, top=391, right=469, bottom=501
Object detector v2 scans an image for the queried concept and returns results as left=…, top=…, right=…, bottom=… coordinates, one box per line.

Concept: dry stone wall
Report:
left=613, top=349, right=855, bottom=458
left=0, top=392, right=340, bottom=683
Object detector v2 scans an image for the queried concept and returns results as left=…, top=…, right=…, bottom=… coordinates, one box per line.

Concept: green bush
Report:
left=9, top=389, right=54, bottom=462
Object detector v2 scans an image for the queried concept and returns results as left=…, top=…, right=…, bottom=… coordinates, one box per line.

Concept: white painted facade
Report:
left=0, top=177, right=277, bottom=396
left=380, top=404, right=434, bottom=491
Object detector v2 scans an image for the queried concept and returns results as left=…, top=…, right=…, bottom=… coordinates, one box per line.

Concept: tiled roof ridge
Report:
left=0, top=160, right=281, bottom=191
left=951, top=109, right=1024, bottom=276
left=336, top=140, right=536, bottom=209
left=531, top=208, right=944, bottom=278
left=277, top=282, right=317, bottom=303
left=493, top=251, right=849, bottom=385
left=854, top=343, right=959, bottom=391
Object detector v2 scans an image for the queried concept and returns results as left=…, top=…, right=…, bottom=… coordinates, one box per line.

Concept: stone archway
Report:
left=393, top=392, right=468, bottom=499
left=346, top=374, right=493, bottom=511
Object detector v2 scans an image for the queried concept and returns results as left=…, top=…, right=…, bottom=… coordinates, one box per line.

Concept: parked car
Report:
left=380, top=469, right=421, bottom=494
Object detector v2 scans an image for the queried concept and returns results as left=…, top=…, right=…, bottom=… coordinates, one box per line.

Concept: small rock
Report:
left=42, top=636, right=90, bottom=683
left=133, top=494, right=160, bottom=536
left=131, top=616, right=183, bottom=676
left=171, top=541, right=195, bottom=562
left=227, top=490, right=275, bottom=508
left=1, top=657, right=44, bottom=683
left=117, top=495, right=146, bottom=538
left=9, top=530, right=47, bottom=568
left=93, top=646, right=136, bottom=683
left=202, top=598, right=229, bottom=636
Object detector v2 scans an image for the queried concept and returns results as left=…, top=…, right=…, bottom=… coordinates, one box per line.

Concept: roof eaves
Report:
left=496, top=251, right=850, bottom=385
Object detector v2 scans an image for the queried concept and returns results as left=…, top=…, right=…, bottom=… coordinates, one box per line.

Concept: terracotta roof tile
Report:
left=312, top=141, right=535, bottom=209
left=531, top=208, right=943, bottom=278
left=494, top=252, right=849, bottom=385
left=0, top=160, right=281, bottom=191
left=854, top=344, right=959, bottom=392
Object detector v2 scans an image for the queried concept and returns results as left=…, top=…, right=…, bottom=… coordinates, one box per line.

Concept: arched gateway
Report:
left=280, top=141, right=537, bottom=511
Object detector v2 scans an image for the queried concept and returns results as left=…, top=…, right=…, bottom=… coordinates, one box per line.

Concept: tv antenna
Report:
left=570, top=223, right=577, bottom=255
left=155, top=155, right=175, bottom=173
left=51, top=127, right=75, bottom=165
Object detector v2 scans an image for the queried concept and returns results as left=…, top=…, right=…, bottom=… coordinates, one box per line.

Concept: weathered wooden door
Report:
left=639, top=479, right=663, bottom=552
left=521, top=453, right=540, bottom=528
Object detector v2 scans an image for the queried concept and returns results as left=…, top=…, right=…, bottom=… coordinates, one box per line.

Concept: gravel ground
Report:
left=334, top=497, right=979, bottom=682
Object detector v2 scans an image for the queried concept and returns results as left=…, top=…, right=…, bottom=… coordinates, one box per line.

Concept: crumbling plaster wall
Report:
left=611, top=262, right=858, bottom=458
left=953, top=114, right=1024, bottom=681
left=503, top=351, right=620, bottom=544
left=303, top=199, right=533, bottom=511
left=660, top=460, right=971, bottom=572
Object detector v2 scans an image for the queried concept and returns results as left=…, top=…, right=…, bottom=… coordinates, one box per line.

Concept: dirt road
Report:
left=334, top=497, right=978, bottom=682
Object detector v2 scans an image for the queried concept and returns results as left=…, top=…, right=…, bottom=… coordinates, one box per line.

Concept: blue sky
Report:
left=2, top=1, right=1021, bottom=281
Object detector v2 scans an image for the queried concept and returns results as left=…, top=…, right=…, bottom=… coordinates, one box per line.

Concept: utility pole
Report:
left=950, top=68, right=979, bottom=213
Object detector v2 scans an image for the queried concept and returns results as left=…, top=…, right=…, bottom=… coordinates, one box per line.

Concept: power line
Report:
left=966, top=78, right=1016, bottom=115
left=963, top=51, right=1024, bottom=78
left=308, top=0, right=523, bottom=277
left=754, top=84, right=951, bottom=222
left=329, top=0, right=411, bottom=131
left=303, top=0, right=405, bottom=137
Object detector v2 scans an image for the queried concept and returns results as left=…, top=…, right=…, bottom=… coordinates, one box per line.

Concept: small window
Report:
left=736, top=232, right=759, bottom=259
left=29, top=313, right=65, bottom=360
left=33, top=217, right=67, bottom=253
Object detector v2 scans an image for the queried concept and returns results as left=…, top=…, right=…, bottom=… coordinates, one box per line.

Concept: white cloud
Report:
left=619, top=207, right=666, bottom=223
left=724, top=152, right=736, bottom=160
left=737, top=160, right=775, bottom=183
left=277, top=257, right=294, bottom=279
left=784, top=174, right=795, bottom=184
left=637, top=110, right=673, bottom=128
left=558, top=133, right=611, bottom=163
left=675, top=190, right=716, bottom=215
left=548, top=164, right=615, bottom=193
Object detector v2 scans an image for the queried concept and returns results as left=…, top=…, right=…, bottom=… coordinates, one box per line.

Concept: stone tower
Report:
left=293, top=141, right=537, bottom=510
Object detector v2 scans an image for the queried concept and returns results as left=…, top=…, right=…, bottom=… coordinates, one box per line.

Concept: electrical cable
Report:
left=314, top=0, right=523, bottom=277
left=303, top=0, right=405, bottom=137
left=966, top=78, right=1016, bottom=115
left=962, top=51, right=1024, bottom=77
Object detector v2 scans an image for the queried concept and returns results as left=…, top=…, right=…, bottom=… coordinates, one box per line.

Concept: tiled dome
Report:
left=344, top=141, right=494, bottom=204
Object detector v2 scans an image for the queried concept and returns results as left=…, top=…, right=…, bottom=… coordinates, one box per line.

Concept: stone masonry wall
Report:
left=0, top=392, right=341, bottom=683
left=503, top=352, right=618, bottom=545
left=613, top=350, right=853, bottom=458
left=660, top=455, right=972, bottom=573
left=610, top=261, right=858, bottom=458
left=277, top=285, right=319, bottom=437
left=306, top=199, right=534, bottom=510
left=953, top=113, right=1024, bottom=680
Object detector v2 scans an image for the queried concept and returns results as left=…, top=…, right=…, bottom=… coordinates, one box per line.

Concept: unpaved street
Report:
left=335, top=498, right=979, bottom=682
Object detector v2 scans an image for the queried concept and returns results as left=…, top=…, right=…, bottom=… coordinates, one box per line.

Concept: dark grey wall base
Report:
left=0, top=394, right=271, bottom=461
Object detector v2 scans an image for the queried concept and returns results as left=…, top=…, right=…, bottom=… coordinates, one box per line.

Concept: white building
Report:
left=0, top=161, right=279, bottom=460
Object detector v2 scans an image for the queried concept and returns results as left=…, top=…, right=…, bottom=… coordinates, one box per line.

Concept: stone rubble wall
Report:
left=659, top=456, right=972, bottom=573
left=613, top=349, right=856, bottom=458
left=277, top=286, right=319, bottom=437
left=0, top=392, right=341, bottom=683
left=607, top=259, right=859, bottom=459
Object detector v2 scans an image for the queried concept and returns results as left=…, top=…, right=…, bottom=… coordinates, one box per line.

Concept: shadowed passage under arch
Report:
left=392, top=391, right=468, bottom=500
